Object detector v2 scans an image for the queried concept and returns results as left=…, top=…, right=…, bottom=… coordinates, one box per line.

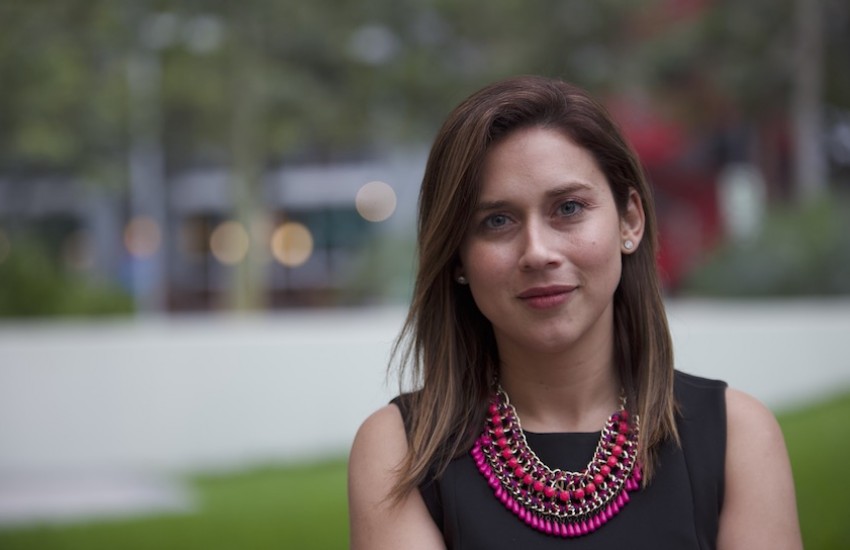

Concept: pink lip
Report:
left=517, top=285, right=576, bottom=309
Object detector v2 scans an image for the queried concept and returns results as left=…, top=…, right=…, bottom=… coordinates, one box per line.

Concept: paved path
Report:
left=0, top=299, right=848, bottom=524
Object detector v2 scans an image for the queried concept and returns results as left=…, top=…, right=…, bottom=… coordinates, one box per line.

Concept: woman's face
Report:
left=458, top=126, right=643, bottom=358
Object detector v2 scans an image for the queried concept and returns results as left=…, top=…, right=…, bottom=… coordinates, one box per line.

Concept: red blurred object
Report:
left=610, top=96, right=722, bottom=291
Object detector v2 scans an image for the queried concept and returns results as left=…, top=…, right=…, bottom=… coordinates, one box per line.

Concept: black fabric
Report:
left=391, top=370, right=727, bottom=550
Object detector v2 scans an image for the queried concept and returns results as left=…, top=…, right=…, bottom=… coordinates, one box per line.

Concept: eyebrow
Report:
left=474, top=182, right=595, bottom=212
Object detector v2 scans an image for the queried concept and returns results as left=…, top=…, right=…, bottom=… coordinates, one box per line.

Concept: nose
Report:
left=518, top=219, right=562, bottom=271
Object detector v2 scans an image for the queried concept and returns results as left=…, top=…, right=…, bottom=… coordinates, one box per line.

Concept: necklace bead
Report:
left=471, top=386, right=642, bottom=538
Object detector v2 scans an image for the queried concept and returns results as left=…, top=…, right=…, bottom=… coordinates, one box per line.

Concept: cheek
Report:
left=573, top=227, right=623, bottom=280
left=460, top=244, right=512, bottom=317
left=461, top=242, right=510, bottom=279
left=583, top=237, right=618, bottom=265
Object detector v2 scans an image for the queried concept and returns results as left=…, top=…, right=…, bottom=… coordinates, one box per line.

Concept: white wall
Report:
left=1, top=300, right=848, bottom=477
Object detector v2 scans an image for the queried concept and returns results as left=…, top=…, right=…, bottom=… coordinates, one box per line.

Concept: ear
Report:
left=620, top=188, right=645, bottom=254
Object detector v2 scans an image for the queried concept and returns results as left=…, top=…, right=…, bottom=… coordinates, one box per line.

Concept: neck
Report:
left=497, top=341, right=620, bottom=434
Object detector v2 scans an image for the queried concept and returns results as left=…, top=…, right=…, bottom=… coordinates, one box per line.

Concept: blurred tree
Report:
left=0, top=1, right=129, bottom=182
left=2, top=0, right=848, bottom=311
left=791, top=0, right=827, bottom=201
left=2, top=0, right=848, bottom=182
left=632, top=0, right=849, bottom=198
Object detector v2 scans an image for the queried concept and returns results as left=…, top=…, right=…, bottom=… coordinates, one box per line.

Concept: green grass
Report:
left=0, top=458, right=349, bottom=549
left=1, top=392, right=848, bottom=549
left=779, top=391, right=850, bottom=549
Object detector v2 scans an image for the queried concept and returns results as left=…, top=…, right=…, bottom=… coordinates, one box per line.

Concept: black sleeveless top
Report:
left=393, top=371, right=727, bottom=550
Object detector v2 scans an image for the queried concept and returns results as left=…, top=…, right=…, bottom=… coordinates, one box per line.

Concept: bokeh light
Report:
left=270, top=222, right=313, bottom=267
left=355, top=181, right=397, bottom=222
left=210, top=220, right=250, bottom=265
left=124, top=217, right=162, bottom=258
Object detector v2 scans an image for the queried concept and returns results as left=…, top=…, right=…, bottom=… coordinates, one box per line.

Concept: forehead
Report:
left=478, top=126, right=608, bottom=199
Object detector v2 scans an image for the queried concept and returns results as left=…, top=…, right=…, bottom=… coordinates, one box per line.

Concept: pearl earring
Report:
left=624, top=240, right=634, bottom=251
left=457, top=275, right=468, bottom=285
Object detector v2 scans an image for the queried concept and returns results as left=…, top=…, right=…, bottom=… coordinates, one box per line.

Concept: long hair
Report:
left=390, top=75, right=677, bottom=501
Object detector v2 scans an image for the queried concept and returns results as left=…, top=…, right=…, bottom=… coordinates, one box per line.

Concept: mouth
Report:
left=516, top=285, right=577, bottom=309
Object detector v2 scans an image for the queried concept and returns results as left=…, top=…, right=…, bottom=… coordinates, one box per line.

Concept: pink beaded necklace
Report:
left=471, top=386, right=642, bottom=538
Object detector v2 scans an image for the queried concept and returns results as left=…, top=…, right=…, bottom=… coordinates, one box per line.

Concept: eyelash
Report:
left=483, top=213, right=511, bottom=229
left=557, top=200, right=585, bottom=217
left=480, top=200, right=585, bottom=231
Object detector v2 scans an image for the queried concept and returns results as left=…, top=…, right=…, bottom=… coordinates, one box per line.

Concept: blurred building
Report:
left=0, top=151, right=424, bottom=313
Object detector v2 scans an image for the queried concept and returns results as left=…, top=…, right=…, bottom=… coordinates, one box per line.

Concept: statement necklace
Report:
left=471, top=387, right=642, bottom=538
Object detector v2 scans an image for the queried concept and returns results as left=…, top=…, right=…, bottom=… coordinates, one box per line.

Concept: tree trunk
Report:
left=227, top=11, right=268, bottom=311
left=792, top=0, right=828, bottom=201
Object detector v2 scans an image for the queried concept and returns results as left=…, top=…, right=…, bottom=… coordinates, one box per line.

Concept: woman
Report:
left=349, top=76, right=801, bottom=549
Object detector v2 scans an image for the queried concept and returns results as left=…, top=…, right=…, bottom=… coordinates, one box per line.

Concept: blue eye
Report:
left=558, top=201, right=582, bottom=216
left=484, top=214, right=509, bottom=229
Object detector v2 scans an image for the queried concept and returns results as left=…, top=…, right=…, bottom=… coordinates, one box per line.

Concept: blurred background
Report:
left=0, top=0, right=849, bottom=548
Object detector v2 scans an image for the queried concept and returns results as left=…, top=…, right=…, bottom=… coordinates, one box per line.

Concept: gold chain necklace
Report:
left=471, top=386, right=642, bottom=538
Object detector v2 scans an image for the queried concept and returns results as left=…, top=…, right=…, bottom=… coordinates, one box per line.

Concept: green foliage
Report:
left=681, top=195, right=850, bottom=296
left=0, top=1, right=129, bottom=176
left=0, top=237, right=132, bottom=317
left=0, top=0, right=662, bottom=175
left=1, top=0, right=848, bottom=173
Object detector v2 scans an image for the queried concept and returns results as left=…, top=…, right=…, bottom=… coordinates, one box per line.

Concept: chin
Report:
left=513, top=330, right=581, bottom=355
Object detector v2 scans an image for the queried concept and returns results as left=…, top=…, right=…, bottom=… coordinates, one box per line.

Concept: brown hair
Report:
left=391, top=75, right=677, bottom=500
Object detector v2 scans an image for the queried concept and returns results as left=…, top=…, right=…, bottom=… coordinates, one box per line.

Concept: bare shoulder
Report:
left=350, top=404, right=409, bottom=466
left=718, top=388, right=802, bottom=550
left=348, top=404, right=444, bottom=550
left=348, top=404, right=409, bottom=513
left=725, top=387, right=784, bottom=442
